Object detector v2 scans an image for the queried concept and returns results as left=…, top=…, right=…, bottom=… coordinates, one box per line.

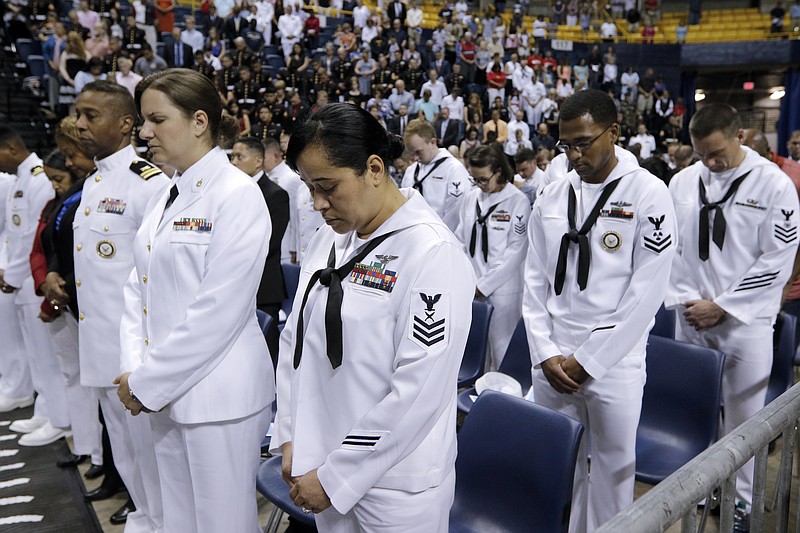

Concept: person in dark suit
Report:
left=164, top=28, right=194, bottom=68
left=223, top=5, right=248, bottom=43
left=433, top=107, right=460, bottom=148
left=388, top=103, right=411, bottom=136
left=387, top=0, right=407, bottom=28
left=230, top=136, right=289, bottom=363
left=431, top=46, right=451, bottom=78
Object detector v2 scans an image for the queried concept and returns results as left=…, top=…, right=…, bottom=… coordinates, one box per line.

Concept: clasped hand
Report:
left=282, top=442, right=331, bottom=514
left=541, top=354, right=589, bottom=394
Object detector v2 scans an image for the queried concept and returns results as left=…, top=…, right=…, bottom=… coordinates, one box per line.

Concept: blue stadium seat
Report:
left=280, top=262, right=300, bottom=318
left=450, top=390, right=584, bottom=533
left=15, top=38, right=34, bottom=62
left=256, top=456, right=316, bottom=533
left=651, top=304, right=676, bottom=339
left=26, top=55, right=46, bottom=78
left=766, top=312, right=796, bottom=406
left=457, top=300, right=493, bottom=388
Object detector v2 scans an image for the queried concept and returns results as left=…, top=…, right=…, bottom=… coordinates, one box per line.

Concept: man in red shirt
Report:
left=457, top=31, right=476, bottom=83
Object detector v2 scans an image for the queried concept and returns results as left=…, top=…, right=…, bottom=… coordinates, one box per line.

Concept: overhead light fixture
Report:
left=770, top=88, right=785, bottom=100
left=695, top=90, right=706, bottom=102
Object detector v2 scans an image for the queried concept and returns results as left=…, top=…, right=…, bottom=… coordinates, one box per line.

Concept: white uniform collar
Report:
left=16, top=152, right=42, bottom=177
left=566, top=144, right=641, bottom=190
left=173, top=146, right=225, bottom=194
left=478, top=181, right=516, bottom=204
left=702, top=145, right=767, bottom=187
left=95, top=144, right=136, bottom=174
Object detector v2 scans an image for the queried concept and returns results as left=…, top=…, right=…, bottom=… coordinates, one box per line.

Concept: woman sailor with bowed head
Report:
left=272, top=102, right=475, bottom=532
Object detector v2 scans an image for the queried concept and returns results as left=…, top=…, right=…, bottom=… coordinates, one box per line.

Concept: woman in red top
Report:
left=154, top=0, right=176, bottom=34
left=486, top=62, right=506, bottom=106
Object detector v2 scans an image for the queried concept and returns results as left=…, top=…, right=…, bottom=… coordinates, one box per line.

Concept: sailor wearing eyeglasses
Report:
left=522, top=90, right=676, bottom=533
left=455, top=144, right=530, bottom=371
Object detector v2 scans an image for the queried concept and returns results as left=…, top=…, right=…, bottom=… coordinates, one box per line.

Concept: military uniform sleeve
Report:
left=270, top=279, right=299, bottom=453
left=713, top=176, right=800, bottom=325
left=663, top=173, right=703, bottom=308
left=4, top=175, right=55, bottom=288
left=315, top=240, right=474, bottom=514
left=522, top=199, right=562, bottom=366
left=573, top=179, right=676, bottom=380
left=119, top=264, right=145, bottom=374
left=476, top=194, right=529, bottom=296
left=127, top=184, right=271, bottom=410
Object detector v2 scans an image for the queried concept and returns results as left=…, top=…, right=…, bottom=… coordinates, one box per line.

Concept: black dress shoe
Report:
left=84, top=483, right=124, bottom=502
left=84, top=464, right=104, bottom=480
left=109, top=498, right=136, bottom=525
left=56, top=454, right=87, bottom=468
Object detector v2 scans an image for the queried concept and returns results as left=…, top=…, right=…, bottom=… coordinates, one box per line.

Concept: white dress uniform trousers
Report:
left=0, top=172, right=32, bottom=401
left=121, top=147, right=273, bottom=533
left=4, top=154, right=69, bottom=428
left=73, top=144, right=170, bottom=533
left=401, top=148, right=472, bottom=232
left=456, top=182, right=529, bottom=371
left=293, top=184, right=324, bottom=266
left=523, top=157, right=676, bottom=532
left=665, top=147, right=800, bottom=508
left=272, top=189, right=475, bottom=532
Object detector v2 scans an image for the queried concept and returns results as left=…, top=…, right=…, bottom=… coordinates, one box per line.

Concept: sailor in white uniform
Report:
left=292, top=183, right=325, bottom=266
left=117, top=69, right=272, bottom=533
left=73, top=81, right=168, bottom=529
left=401, top=118, right=472, bottom=232
left=457, top=144, right=530, bottom=371
left=523, top=91, right=676, bottom=533
left=0, top=126, right=71, bottom=445
left=0, top=170, right=33, bottom=412
left=265, top=137, right=303, bottom=264
left=272, top=104, right=474, bottom=533
left=665, top=104, right=800, bottom=522
left=512, top=147, right=546, bottom=206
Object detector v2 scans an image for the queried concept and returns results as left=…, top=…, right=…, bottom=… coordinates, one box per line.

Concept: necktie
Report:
left=554, top=178, right=622, bottom=295
left=412, top=157, right=447, bottom=195
left=698, top=170, right=750, bottom=261
left=469, top=201, right=499, bottom=261
left=164, top=184, right=179, bottom=210
left=293, top=231, right=397, bottom=369
left=400, top=116, right=406, bottom=135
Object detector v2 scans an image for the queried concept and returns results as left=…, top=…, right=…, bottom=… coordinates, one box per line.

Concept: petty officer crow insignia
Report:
left=409, top=289, right=450, bottom=349
left=514, top=215, right=526, bottom=235
left=129, top=160, right=162, bottom=180
left=775, top=209, right=797, bottom=244
left=643, top=214, right=672, bottom=254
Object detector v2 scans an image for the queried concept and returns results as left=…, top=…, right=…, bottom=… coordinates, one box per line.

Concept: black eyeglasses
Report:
left=472, top=171, right=497, bottom=185
left=556, top=124, right=614, bottom=155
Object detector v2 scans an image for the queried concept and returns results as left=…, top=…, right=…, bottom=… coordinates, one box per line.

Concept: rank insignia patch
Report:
left=513, top=215, right=526, bottom=235
left=341, top=430, right=388, bottom=451
left=173, top=218, right=212, bottom=232
left=31, top=165, right=45, bottom=176
left=129, top=160, right=161, bottom=180
left=601, top=230, right=621, bottom=252
left=599, top=206, right=634, bottom=219
left=351, top=254, right=398, bottom=293
left=449, top=181, right=464, bottom=197
left=97, top=198, right=127, bottom=215
left=643, top=215, right=672, bottom=254
left=775, top=209, right=797, bottom=244
left=409, top=289, right=449, bottom=349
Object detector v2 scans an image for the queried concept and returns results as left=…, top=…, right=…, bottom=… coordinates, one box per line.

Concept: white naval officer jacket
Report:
left=0, top=173, right=16, bottom=267
left=2, top=153, right=54, bottom=305
left=271, top=160, right=303, bottom=263
left=665, top=146, right=800, bottom=325
left=292, top=184, right=324, bottom=265
left=401, top=147, right=472, bottom=232
left=272, top=189, right=475, bottom=514
left=73, top=145, right=169, bottom=388
left=455, top=181, right=530, bottom=296
left=523, top=155, right=676, bottom=380
left=121, top=147, right=273, bottom=424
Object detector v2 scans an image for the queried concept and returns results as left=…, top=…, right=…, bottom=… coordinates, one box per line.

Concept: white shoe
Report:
left=0, top=395, right=34, bottom=413
left=18, top=422, right=71, bottom=447
left=9, top=416, right=47, bottom=434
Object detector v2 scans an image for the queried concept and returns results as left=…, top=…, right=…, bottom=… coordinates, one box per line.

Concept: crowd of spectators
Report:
left=11, top=0, right=693, bottom=179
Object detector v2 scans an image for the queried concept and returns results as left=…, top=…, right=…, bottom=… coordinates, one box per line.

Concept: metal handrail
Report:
left=598, top=382, right=800, bottom=533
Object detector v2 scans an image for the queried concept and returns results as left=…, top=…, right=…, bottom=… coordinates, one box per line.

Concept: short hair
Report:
left=689, top=103, right=741, bottom=140
left=559, top=89, right=617, bottom=129
left=136, top=69, right=223, bottom=144
left=790, top=129, right=800, bottom=140
left=233, top=136, right=265, bottom=157
left=0, top=124, right=23, bottom=146
left=404, top=118, right=436, bottom=142
left=263, top=136, right=281, bottom=154
left=81, top=79, right=137, bottom=120
left=55, top=116, right=82, bottom=147
left=217, top=114, right=240, bottom=150
left=43, top=149, right=69, bottom=172
left=467, top=143, right=514, bottom=184
left=514, top=148, right=537, bottom=165
left=286, top=103, right=404, bottom=176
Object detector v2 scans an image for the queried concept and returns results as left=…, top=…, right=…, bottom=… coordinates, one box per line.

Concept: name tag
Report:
left=173, top=218, right=213, bottom=232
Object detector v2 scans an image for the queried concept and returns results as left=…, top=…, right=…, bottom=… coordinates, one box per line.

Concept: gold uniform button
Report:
left=144, top=337, right=149, bottom=346
left=143, top=306, right=147, bottom=315
left=76, top=280, right=81, bottom=287
left=103, top=226, right=109, bottom=232
left=147, top=243, right=151, bottom=251
left=84, top=208, right=90, bottom=216
left=79, top=313, right=85, bottom=320
left=142, top=274, right=147, bottom=283
left=76, top=244, right=83, bottom=251
left=95, top=175, right=102, bottom=182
